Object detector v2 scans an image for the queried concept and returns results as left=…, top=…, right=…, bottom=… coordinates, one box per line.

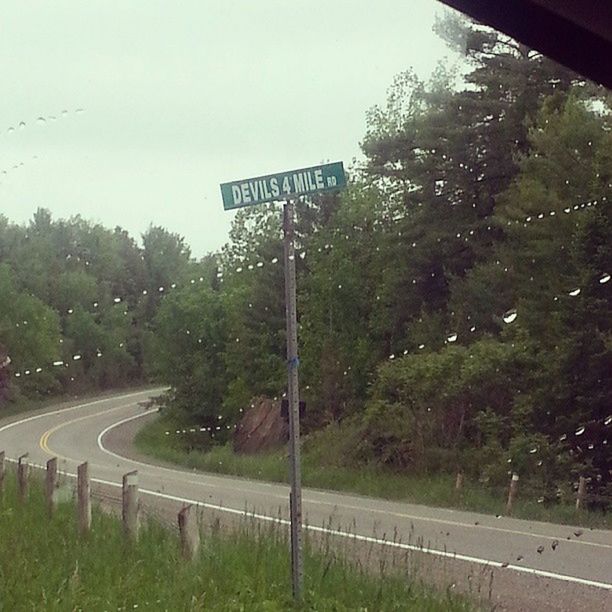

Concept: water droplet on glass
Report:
left=73, top=354, right=82, bottom=361
left=604, top=415, right=612, bottom=426
left=236, top=267, right=243, bottom=273
left=502, top=308, right=517, bottom=324
left=599, top=273, right=610, bottom=284
left=418, top=344, right=425, bottom=350
left=271, top=257, right=278, bottom=264
left=575, top=426, right=585, bottom=436
left=529, top=446, right=538, bottom=454
left=470, top=325, right=477, bottom=332
left=158, top=286, right=164, bottom=292
left=568, top=288, right=581, bottom=297
left=53, top=360, right=64, bottom=366
left=142, top=289, right=148, bottom=295
left=447, top=332, right=458, bottom=343
left=114, top=297, right=121, bottom=303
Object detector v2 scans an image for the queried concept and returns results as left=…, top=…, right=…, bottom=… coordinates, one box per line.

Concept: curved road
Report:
left=1, top=389, right=610, bottom=611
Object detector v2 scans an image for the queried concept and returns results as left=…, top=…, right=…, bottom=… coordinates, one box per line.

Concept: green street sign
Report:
left=220, top=161, right=346, bottom=211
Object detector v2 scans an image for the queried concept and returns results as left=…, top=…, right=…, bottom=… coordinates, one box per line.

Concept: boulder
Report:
left=232, top=396, right=288, bottom=454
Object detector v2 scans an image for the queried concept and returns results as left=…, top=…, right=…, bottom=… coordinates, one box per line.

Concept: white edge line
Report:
left=0, top=389, right=163, bottom=435
left=93, top=412, right=612, bottom=592
left=98, top=411, right=612, bottom=550
left=4, top=398, right=612, bottom=592
left=4, top=456, right=612, bottom=592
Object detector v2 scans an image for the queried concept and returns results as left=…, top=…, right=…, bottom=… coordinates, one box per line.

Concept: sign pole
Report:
left=220, top=162, right=346, bottom=600
left=283, top=199, right=303, bottom=600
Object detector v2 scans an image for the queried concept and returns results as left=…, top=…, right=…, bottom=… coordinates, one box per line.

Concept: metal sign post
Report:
left=220, top=161, right=345, bottom=602
left=282, top=199, right=303, bottom=599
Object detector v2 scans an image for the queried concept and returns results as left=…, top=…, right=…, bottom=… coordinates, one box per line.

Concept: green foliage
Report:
left=0, top=210, right=193, bottom=404
left=0, top=473, right=471, bottom=611
left=1, top=13, right=610, bottom=508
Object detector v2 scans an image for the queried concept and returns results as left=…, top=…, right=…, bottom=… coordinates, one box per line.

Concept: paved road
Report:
left=1, top=389, right=610, bottom=611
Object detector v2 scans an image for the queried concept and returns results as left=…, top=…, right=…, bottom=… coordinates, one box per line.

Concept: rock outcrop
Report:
left=232, top=396, right=288, bottom=454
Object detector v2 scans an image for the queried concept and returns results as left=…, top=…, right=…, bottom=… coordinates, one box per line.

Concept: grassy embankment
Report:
left=136, top=414, right=610, bottom=529
left=0, top=469, right=472, bottom=611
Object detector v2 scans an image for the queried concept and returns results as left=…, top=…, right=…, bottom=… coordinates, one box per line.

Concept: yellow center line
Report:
left=39, top=402, right=138, bottom=461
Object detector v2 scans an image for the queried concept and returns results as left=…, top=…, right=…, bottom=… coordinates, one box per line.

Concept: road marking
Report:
left=5, top=456, right=612, bottom=592
left=4, top=395, right=612, bottom=590
left=39, top=402, right=142, bottom=459
left=99, top=409, right=612, bottom=551
left=0, top=389, right=163, bottom=438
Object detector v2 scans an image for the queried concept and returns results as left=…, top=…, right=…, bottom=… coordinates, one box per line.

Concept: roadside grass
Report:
left=0, top=471, right=473, bottom=611
left=136, top=414, right=610, bottom=529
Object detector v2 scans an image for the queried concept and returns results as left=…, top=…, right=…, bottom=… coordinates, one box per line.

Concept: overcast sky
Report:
left=0, top=1, right=458, bottom=257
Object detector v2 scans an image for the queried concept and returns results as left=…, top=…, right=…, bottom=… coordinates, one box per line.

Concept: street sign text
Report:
left=220, top=161, right=345, bottom=210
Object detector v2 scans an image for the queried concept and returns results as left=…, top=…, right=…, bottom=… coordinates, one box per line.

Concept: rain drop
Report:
left=447, top=332, right=458, bottom=343
left=568, top=288, right=581, bottom=297
left=599, top=272, right=610, bottom=284
left=502, top=308, right=517, bottom=324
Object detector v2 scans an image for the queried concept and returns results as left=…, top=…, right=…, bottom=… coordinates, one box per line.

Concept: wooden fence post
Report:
left=575, top=476, right=587, bottom=511
left=77, top=462, right=91, bottom=535
left=45, top=457, right=58, bottom=515
left=0, top=451, right=5, bottom=497
left=178, top=504, right=200, bottom=561
left=455, top=472, right=464, bottom=492
left=506, top=472, right=519, bottom=514
left=17, top=454, right=29, bottom=503
left=122, top=470, right=139, bottom=541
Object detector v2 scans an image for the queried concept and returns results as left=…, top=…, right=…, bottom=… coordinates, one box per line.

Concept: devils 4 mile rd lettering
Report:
left=220, top=161, right=346, bottom=210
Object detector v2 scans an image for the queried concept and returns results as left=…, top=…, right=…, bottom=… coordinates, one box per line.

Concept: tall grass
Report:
left=136, top=415, right=610, bottom=528
left=0, top=470, right=473, bottom=611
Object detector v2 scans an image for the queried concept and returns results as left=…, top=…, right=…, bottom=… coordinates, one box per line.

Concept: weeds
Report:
left=0, top=470, right=473, bottom=611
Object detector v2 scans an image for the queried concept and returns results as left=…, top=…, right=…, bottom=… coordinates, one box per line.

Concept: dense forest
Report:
left=1, top=15, right=610, bottom=503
